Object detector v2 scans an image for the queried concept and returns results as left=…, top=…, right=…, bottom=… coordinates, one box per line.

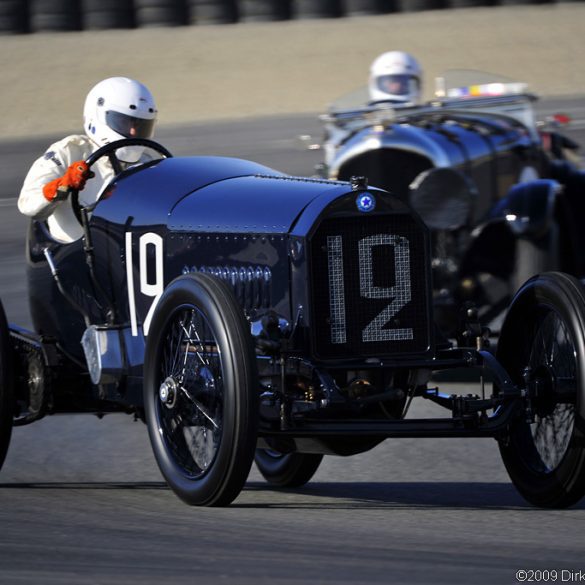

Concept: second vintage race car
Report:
left=1, top=137, right=585, bottom=508
left=318, top=70, right=585, bottom=334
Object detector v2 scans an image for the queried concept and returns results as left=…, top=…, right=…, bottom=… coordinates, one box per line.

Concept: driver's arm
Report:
left=42, top=160, right=91, bottom=201
left=18, top=136, right=92, bottom=220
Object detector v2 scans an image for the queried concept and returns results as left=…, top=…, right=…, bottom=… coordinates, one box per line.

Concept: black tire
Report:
left=0, top=0, right=29, bottom=33
left=255, top=449, right=323, bottom=487
left=143, top=273, right=259, bottom=506
left=134, top=0, right=189, bottom=26
left=30, top=0, right=81, bottom=31
left=395, top=0, right=447, bottom=11
left=344, top=0, right=393, bottom=14
left=498, top=0, right=551, bottom=5
left=83, top=0, right=136, bottom=29
left=496, top=272, right=585, bottom=508
left=293, top=0, right=343, bottom=18
left=240, top=0, right=291, bottom=20
left=0, top=300, right=13, bottom=472
left=84, top=11, right=135, bottom=29
left=448, top=0, right=496, bottom=6
left=188, top=0, right=239, bottom=24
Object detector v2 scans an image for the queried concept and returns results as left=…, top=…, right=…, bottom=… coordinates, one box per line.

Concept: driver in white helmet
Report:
left=18, top=77, right=157, bottom=243
left=322, top=51, right=423, bottom=171
left=368, top=51, right=422, bottom=106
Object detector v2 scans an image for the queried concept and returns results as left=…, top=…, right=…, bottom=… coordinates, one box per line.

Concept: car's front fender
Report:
left=490, top=179, right=561, bottom=239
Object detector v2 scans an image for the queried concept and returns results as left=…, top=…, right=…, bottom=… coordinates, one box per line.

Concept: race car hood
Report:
left=168, top=172, right=352, bottom=235
left=94, top=156, right=350, bottom=232
left=93, top=156, right=283, bottom=228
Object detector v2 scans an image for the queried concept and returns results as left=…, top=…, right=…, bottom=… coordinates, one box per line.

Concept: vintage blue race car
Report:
left=1, top=137, right=584, bottom=507
left=319, top=70, right=585, bottom=334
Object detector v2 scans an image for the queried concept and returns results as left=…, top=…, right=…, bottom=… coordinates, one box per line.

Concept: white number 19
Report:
left=125, top=231, right=164, bottom=337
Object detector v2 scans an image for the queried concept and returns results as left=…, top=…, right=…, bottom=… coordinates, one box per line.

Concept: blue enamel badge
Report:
left=356, top=192, right=375, bottom=213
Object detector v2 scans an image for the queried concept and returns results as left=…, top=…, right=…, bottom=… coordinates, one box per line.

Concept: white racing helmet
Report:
left=368, top=51, right=422, bottom=105
left=83, top=77, right=157, bottom=163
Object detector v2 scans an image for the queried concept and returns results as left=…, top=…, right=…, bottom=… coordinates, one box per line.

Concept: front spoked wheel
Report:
left=497, top=272, right=585, bottom=508
left=144, top=273, right=258, bottom=506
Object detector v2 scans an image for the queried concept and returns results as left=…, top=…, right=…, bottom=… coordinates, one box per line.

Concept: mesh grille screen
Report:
left=310, top=214, right=431, bottom=359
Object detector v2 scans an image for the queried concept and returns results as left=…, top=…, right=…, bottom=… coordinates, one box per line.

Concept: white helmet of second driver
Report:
left=368, top=51, right=422, bottom=105
left=83, top=77, right=157, bottom=163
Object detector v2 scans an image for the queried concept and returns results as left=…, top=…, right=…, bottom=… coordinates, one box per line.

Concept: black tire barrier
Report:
left=497, top=0, right=553, bottom=5
left=30, top=0, right=82, bottom=31
left=240, top=0, right=292, bottom=21
left=293, top=0, right=344, bottom=18
left=0, top=0, right=29, bottom=33
left=395, top=0, right=448, bottom=10
left=83, top=0, right=136, bottom=30
left=448, top=0, right=497, bottom=7
left=344, top=0, right=398, bottom=15
left=4, top=0, right=585, bottom=34
left=134, top=0, right=189, bottom=27
left=188, top=0, right=239, bottom=24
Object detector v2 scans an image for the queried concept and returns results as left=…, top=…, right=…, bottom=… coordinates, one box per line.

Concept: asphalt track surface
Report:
left=1, top=100, right=585, bottom=584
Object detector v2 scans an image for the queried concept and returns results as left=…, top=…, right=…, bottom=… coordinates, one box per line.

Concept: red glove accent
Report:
left=42, top=177, right=66, bottom=202
left=42, top=160, right=93, bottom=202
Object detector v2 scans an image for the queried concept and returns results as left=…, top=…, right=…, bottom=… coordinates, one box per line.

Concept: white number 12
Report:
left=327, top=233, right=413, bottom=344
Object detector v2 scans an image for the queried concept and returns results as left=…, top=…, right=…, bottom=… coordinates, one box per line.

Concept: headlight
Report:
left=409, top=168, right=476, bottom=230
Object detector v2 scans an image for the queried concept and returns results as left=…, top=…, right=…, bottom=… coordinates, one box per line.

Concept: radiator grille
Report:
left=310, top=213, right=431, bottom=360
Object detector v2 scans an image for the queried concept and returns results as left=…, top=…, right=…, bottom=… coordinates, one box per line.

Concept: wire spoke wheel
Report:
left=525, top=311, right=575, bottom=473
left=157, top=307, right=223, bottom=477
left=144, top=273, right=258, bottom=506
left=497, top=272, right=585, bottom=508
